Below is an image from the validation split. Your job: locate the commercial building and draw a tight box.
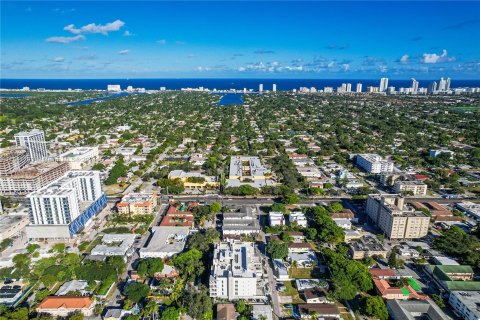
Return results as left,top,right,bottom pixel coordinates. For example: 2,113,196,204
386,299,450,320
268,212,285,226
227,156,274,188
366,194,430,239
356,154,394,174
139,226,189,258
168,170,219,190
209,241,264,300
222,206,260,236
14,129,48,163
57,147,99,170
288,211,308,227
448,291,480,320
0,161,69,196
394,180,428,196
0,282,25,306
349,236,388,259
25,171,106,239
0,147,30,175
91,234,136,257
0,215,29,241
117,192,158,215
36,296,94,317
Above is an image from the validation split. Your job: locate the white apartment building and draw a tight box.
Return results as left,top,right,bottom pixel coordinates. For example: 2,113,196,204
289,211,308,227
57,147,99,170
394,181,428,196
227,156,274,188
209,242,264,300
268,212,285,226
15,129,48,163
356,154,394,174
448,291,480,320
366,194,430,239
25,171,105,239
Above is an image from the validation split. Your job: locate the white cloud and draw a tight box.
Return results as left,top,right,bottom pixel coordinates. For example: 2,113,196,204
238,67,246,72
64,20,125,35
156,39,166,45
342,64,350,71
123,30,134,37
422,49,451,64
118,49,130,55
52,56,65,62
46,35,85,43
378,65,388,72
400,54,409,64
327,61,335,68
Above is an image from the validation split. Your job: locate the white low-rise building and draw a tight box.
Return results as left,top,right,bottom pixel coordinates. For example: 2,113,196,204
227,156,274,188
90,234,136,257
139,226,189,258
57,147,99,170
333,218,352,230
268,212,285,226
289,211,307,227
222,206,260,236
394,181,428,196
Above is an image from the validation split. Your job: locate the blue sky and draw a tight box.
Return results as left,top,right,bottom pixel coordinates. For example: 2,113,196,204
1,1,479,79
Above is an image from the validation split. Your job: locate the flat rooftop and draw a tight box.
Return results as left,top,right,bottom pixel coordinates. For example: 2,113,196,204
27,171,98,197
140,226,189,255
59,147,98,158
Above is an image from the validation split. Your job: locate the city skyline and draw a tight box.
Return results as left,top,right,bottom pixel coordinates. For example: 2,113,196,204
1,1,480,79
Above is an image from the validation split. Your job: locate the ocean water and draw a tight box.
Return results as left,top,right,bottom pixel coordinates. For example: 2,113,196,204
1,78,480,91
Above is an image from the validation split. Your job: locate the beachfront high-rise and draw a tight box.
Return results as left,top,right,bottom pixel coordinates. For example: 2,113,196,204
272,84,277,92
259,84,263,92
379,77,389,92
356,83,363,93
411,78,419,93
15,129,48,163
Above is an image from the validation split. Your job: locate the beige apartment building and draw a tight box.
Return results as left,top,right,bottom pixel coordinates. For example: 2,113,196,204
394,181,428,196
366,194,430,239
117,192,158,215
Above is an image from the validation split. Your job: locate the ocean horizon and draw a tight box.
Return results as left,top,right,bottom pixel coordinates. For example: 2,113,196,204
1,78,480,91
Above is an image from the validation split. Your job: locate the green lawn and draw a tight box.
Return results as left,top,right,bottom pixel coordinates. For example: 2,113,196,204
289,267,318,279
280,281,305,304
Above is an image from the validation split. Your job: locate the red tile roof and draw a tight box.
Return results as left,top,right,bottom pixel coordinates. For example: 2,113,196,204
38,297,93,310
